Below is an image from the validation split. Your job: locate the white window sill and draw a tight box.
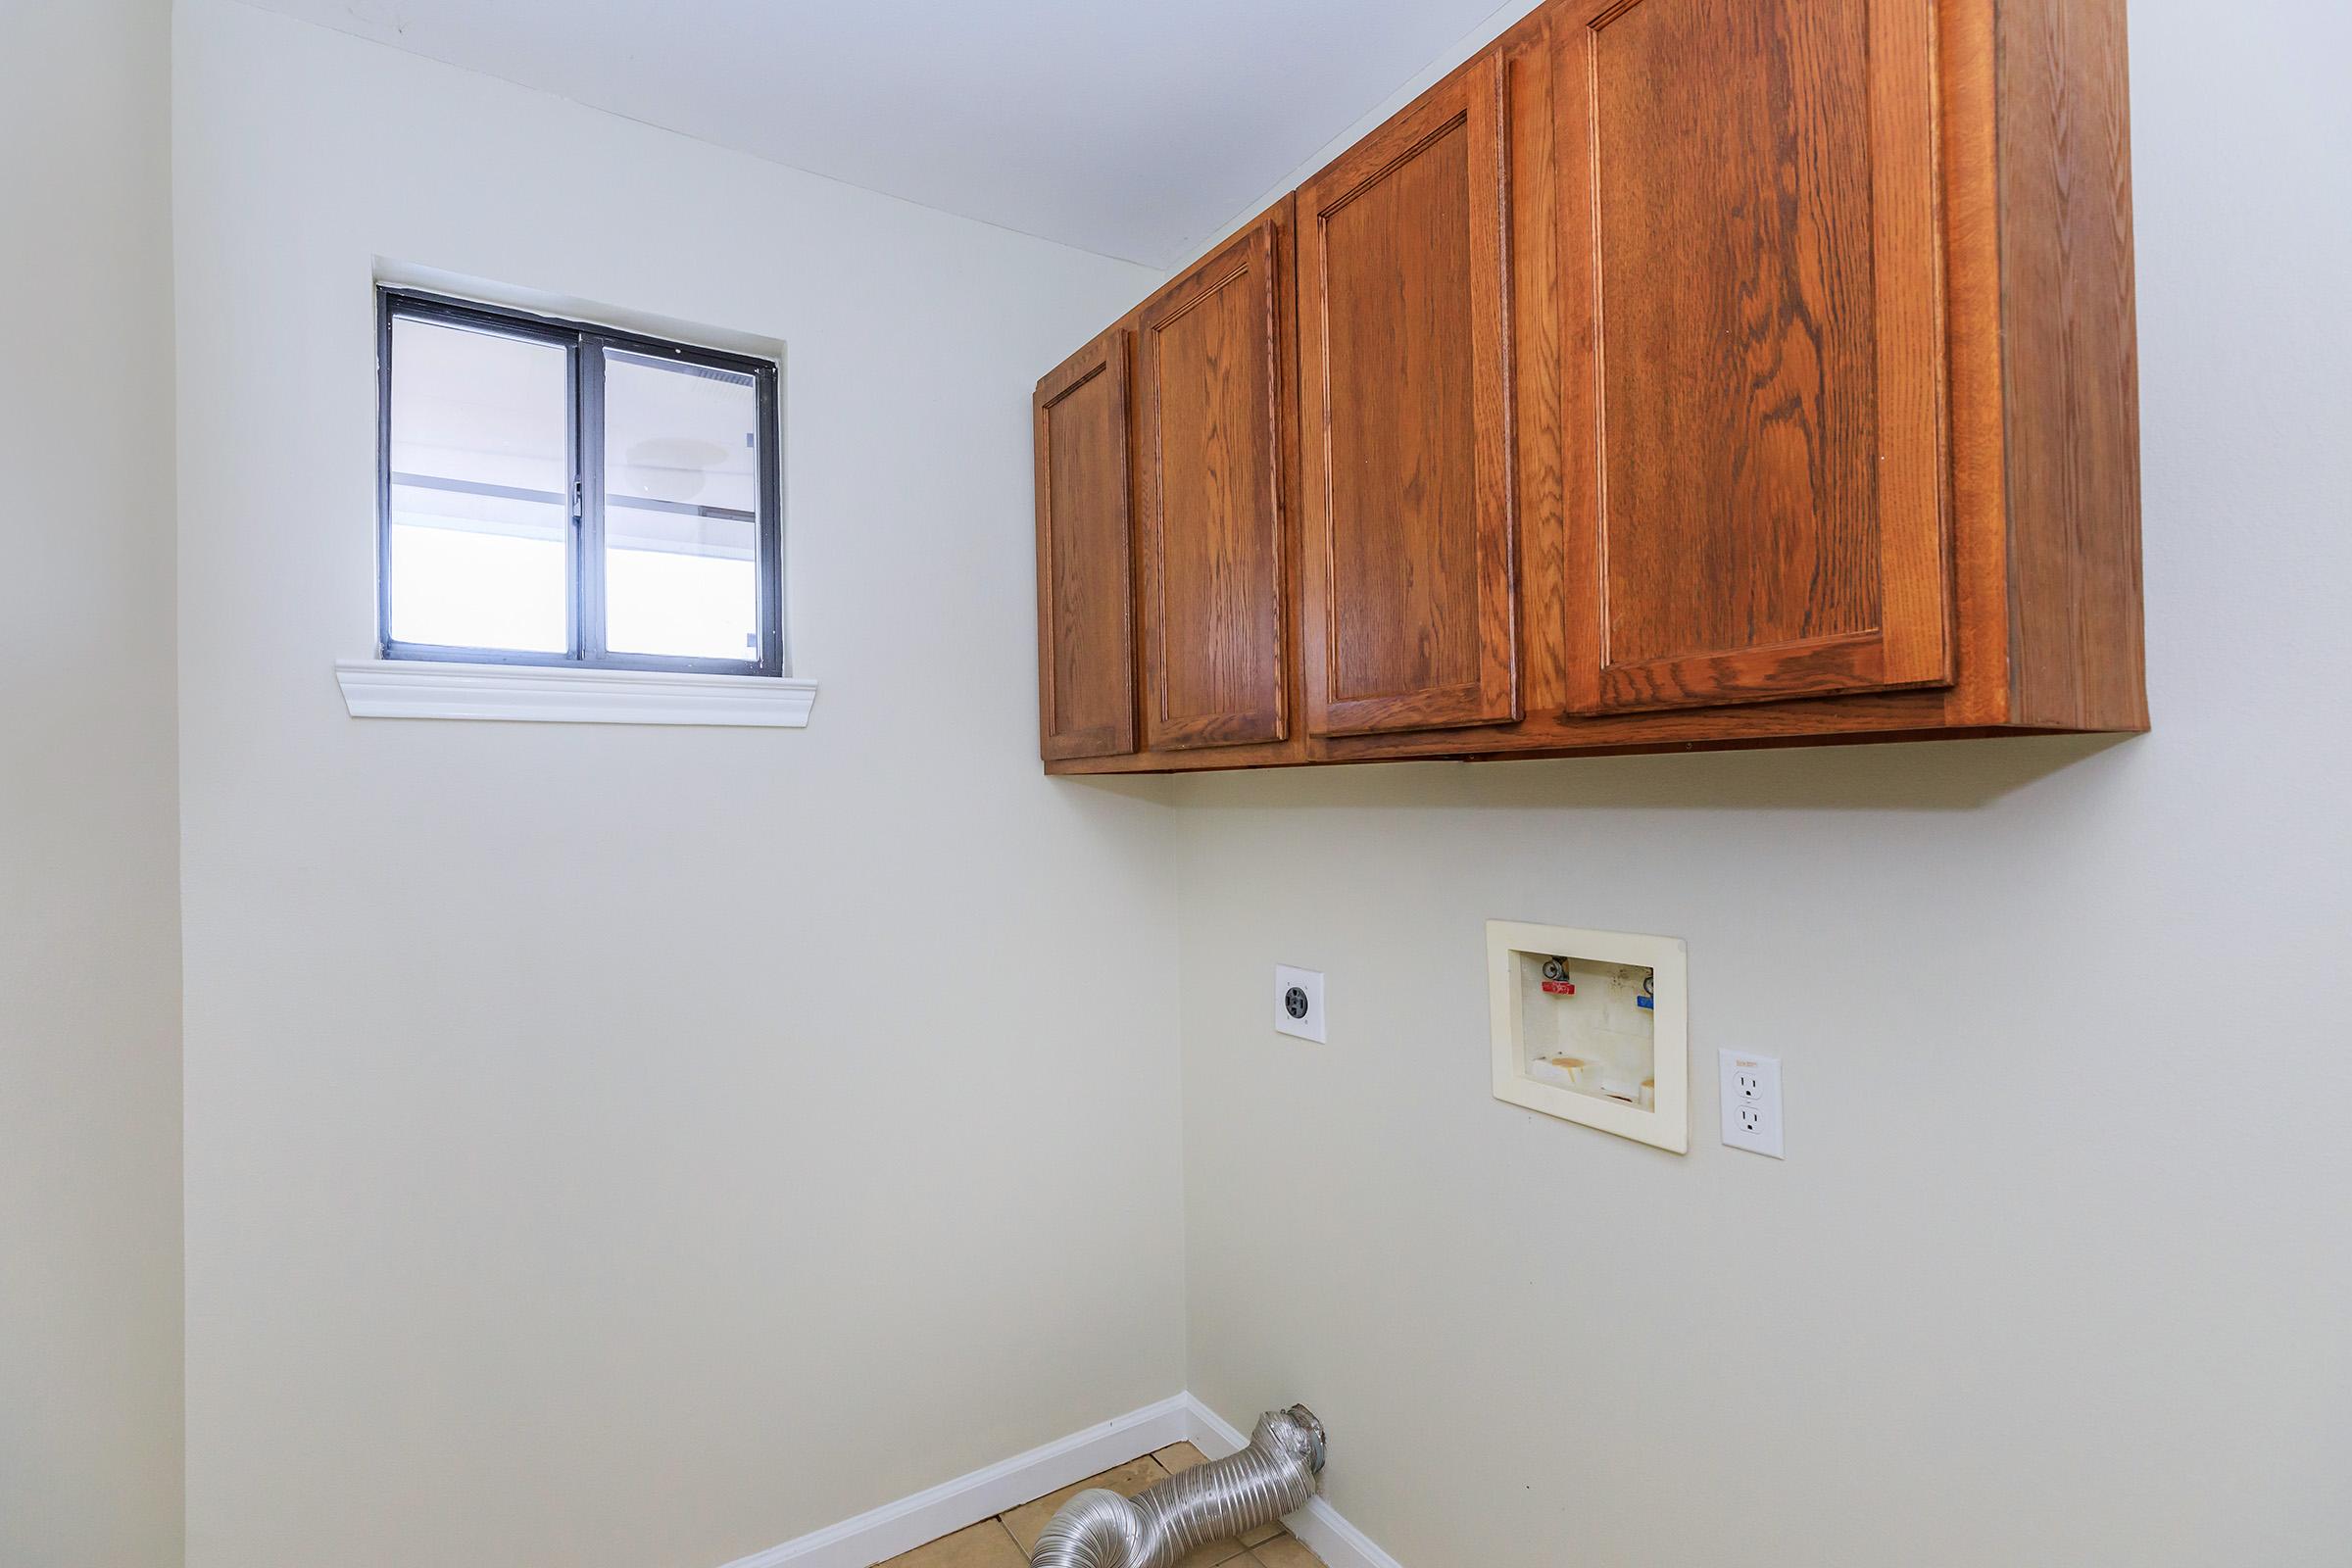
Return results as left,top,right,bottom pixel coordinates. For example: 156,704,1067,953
334,659,817,728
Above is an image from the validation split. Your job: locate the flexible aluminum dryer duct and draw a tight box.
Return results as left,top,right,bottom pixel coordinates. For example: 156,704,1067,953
1028,1405,1326,1568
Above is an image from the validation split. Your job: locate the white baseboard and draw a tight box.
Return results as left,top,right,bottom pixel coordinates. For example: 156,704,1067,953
714,1392,1403,1568
718,1396,1192,1568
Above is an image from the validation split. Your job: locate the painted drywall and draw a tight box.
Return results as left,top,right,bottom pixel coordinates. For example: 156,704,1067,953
0,3,184,1567
1173,1,2352,1564
232,0,1522,268
171,5,1178,1566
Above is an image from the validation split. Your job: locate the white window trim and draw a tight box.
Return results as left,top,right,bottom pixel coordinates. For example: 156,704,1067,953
335,658,816,728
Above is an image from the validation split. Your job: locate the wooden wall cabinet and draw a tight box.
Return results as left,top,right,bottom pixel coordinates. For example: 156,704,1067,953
1034,0,2144,775
1136,213,1294,752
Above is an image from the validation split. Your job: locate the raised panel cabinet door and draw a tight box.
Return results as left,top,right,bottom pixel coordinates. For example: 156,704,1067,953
1137,219,1289,750
1033,328,1138,760
1555,0,1955,712
1297,54,1520,738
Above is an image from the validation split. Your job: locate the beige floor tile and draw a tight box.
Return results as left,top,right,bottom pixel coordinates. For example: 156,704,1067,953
879,1517,1027,1568
1249,1537,1327,1567
1171,1534,1253,1566
1000,1456,1170,1552
1153,1440,1209,1474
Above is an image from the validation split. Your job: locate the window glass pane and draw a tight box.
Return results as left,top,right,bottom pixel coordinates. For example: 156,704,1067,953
602,350,760,662
387,317,569,652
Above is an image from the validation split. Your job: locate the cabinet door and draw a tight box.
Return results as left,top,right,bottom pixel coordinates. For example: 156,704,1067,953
1555,0,1953,712
1297,55,1519,738
1033,328,1137,760
1136,218,1289,750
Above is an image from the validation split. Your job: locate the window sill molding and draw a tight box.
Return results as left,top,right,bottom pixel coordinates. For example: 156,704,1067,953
334,659,817,728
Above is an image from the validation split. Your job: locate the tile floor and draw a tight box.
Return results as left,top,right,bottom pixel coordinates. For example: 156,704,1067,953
879,1443,1327,1568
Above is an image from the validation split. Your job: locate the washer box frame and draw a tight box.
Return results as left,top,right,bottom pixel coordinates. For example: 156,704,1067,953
1486,919,1689,1153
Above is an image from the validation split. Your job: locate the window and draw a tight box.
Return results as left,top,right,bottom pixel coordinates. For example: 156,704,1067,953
377,288,782,675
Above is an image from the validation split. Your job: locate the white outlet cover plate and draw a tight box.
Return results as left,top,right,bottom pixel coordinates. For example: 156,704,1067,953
1719,1049,1785,1158
1274,965,1326,1043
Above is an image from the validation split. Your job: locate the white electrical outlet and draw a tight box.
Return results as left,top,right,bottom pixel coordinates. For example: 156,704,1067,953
1719,1050,1784,1158
1274,965,1326,1044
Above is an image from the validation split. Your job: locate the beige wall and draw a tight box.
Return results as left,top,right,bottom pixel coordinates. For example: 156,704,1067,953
0,2,185,1565
1174,1,2352,1563
171,5,1179,1566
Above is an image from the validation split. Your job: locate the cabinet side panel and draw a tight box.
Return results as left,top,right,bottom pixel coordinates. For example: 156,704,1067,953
1998,0,2148,730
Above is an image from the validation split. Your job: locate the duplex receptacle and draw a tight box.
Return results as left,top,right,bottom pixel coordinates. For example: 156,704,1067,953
1719,1050,1784,1159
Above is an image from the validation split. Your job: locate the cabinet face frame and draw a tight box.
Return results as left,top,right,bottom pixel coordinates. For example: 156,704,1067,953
1136,219,1291,750
1033,328,1138,760
1296,53,1521,738
1552,0,1957,714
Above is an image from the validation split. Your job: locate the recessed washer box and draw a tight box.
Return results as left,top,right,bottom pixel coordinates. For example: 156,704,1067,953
1487,920,1688,1153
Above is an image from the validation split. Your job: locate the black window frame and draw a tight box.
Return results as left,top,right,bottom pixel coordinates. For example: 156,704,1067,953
376,287,785,677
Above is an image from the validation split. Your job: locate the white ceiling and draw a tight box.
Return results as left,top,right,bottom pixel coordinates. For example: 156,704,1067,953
242,0,1513,267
